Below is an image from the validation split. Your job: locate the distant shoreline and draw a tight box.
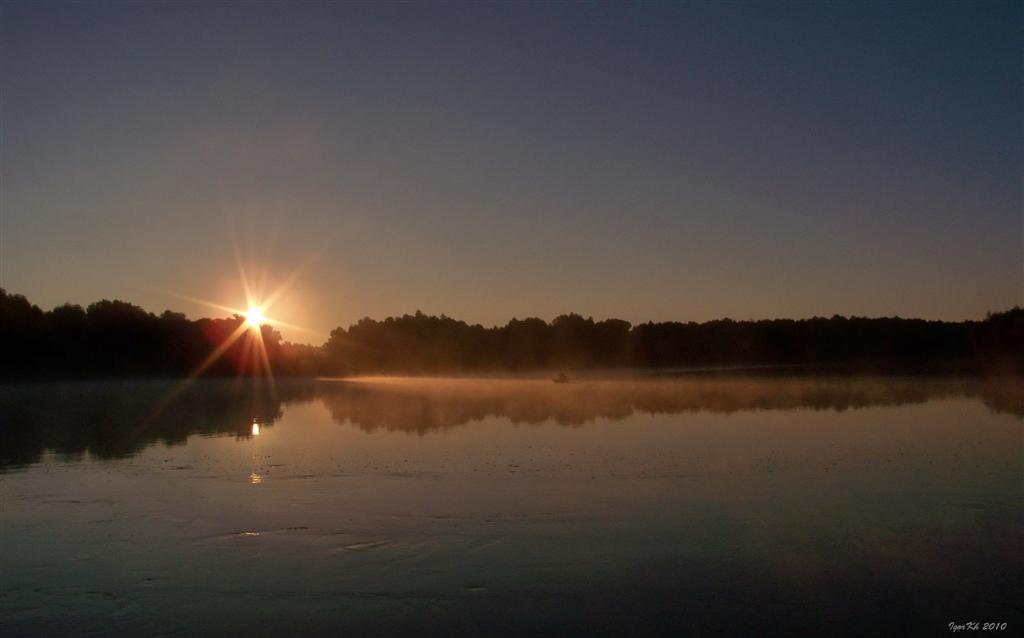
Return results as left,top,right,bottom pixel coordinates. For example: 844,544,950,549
2,289,1021,381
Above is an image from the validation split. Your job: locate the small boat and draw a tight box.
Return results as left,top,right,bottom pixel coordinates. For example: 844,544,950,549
552,372,570,384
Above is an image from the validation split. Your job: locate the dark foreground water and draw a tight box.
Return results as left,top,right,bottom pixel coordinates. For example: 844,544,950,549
1,376,1021,636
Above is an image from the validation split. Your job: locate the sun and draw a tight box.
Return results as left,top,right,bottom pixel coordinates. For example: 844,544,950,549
244,306,265,328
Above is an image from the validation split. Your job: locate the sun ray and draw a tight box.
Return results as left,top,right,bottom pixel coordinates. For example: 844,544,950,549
182,321,248,380
236,331,255,380
260,249,322,311
227,219,257,309
144,321,250,423
143,240,328,424
146,286,244,317
259,316,326,340
252,325,278,401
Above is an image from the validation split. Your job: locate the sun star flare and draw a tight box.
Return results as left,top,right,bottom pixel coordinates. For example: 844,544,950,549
245,306,265,328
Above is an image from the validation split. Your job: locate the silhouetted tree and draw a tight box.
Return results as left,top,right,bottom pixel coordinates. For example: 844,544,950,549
1,288,1021,380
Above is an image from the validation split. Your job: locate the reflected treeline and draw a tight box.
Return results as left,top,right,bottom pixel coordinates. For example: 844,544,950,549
0,379,320,469
1,377,1020,470
2,289,1022,379
321,377,1024,433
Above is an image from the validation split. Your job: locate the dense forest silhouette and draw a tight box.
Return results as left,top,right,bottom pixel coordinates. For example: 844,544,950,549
1,288,1021,380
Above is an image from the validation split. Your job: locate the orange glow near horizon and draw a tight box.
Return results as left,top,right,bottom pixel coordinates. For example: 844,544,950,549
143,254,322,422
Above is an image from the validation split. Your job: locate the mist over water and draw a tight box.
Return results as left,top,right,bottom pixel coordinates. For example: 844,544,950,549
2,376,1021,635
4,1,1022,634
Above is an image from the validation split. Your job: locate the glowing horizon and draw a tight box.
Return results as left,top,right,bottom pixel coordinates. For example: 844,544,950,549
2,3,1020,339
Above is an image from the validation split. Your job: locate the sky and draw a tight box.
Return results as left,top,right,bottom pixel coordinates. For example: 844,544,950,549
1,1,1021,342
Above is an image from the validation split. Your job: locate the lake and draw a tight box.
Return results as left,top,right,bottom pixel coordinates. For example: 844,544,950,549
1,376,1021,636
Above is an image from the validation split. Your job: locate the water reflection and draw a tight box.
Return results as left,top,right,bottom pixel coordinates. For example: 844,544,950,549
325,376,1024,432
2,375,1021,636
0,375,1020,471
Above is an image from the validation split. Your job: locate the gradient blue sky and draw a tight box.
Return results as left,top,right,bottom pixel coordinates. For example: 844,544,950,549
2,1,1021,341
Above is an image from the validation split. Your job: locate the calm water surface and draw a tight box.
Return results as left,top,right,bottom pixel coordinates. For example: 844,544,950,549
1,376,1021,636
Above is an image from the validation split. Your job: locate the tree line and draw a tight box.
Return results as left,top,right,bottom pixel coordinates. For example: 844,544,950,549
1,288,1021,380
